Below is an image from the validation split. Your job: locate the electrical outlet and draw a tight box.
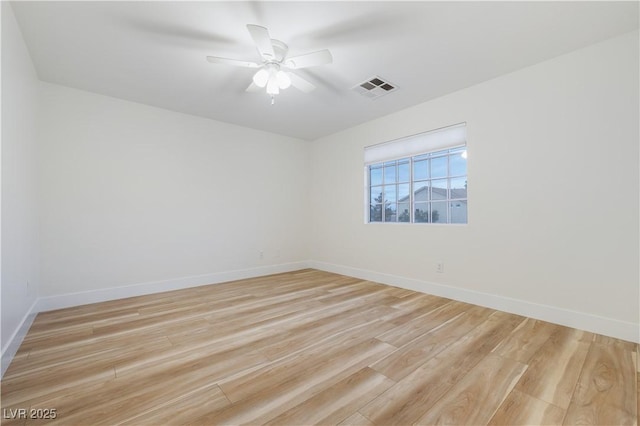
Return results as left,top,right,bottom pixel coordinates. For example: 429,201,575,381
259,251,264,259
436,262,444,273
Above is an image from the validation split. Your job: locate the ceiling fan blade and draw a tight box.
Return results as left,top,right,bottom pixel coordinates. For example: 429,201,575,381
206,56,259,68
289,73,316,93
246,24,275,60
246,82,262,93
285,49,332,69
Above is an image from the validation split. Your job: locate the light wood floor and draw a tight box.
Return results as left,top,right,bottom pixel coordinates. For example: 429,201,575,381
1,269,638,425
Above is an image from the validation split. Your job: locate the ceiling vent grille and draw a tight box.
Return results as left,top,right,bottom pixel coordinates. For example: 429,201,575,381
352,76,398,99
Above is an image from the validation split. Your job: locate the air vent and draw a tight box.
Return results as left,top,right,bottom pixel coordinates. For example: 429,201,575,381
352,75,398,99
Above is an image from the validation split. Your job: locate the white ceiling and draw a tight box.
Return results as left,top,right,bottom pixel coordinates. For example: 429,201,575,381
10,1,639,141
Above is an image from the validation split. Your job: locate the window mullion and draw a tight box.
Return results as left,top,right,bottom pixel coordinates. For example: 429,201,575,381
410,158,414,223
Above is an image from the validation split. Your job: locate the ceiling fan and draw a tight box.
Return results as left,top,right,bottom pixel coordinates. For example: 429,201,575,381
206,24,333,104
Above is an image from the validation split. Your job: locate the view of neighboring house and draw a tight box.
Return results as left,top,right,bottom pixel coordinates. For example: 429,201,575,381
372,184,467,223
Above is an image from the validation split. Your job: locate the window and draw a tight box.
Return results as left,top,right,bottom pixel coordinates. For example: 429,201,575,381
365,124,467,224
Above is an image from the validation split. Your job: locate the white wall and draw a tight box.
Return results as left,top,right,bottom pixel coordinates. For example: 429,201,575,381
37,82,310,299
310,31,639,341
1,2,40,367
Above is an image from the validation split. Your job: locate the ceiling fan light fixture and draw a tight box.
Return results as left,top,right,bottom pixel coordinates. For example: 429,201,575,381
266,65,280,95
252,68,269,88
266,77,280,95
276,71,291,89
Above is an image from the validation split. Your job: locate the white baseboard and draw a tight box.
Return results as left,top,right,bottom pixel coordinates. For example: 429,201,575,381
308,260,640,344
36,261,310,313
1,299,38,377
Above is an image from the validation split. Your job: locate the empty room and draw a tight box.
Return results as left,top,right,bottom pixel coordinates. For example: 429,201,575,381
1,1,638,425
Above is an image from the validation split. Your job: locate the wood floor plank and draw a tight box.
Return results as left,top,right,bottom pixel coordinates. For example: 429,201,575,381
218,335,394,404
258,304,397,361
17,327,94,353
27,306,141,333
4,334,173,381
315,287,389,307
491,318,559,363
413,353,527,425
376,300,469,347
32,349,267,425
383,286,416,298
488,389,565,425
514,326,592,409
264,367,394,425
1,364,116,408
370,311,468,381
360,311,523,425
118,384,231,425
594,334,636,351
563,341,637,425
1,270,636,426
339,412,375,426
388,292,450,310
195,339,396,424
113,329,271,378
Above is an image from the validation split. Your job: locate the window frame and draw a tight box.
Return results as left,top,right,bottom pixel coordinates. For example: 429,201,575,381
365,145,468,225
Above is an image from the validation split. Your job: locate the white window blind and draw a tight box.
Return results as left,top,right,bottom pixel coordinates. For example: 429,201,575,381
364,123,466,165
